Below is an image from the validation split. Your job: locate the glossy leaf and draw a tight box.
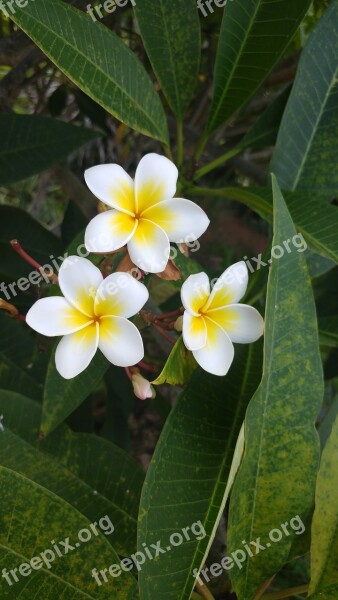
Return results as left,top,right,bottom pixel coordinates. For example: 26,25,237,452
309,584,338,600
0,114,98,185
271,2,338,200
309,415,338,595
0,390,144,556
134,0,200,117
10,0,168,143
41,344,110,436
0,353,42,399
239,85,291,151
0,466,136,598
197,186,338,264
227,177,323,600
318,316,338,348
0,312,35,370
138,342,263,600
207,0,310,133
0,205,63,283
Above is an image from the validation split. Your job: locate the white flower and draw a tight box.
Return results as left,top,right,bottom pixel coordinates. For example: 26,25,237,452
181,261,264,376
84,153,210,273
131,373,156,400
26,256,148,379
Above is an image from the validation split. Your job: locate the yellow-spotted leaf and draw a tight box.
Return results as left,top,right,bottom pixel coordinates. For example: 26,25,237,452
0,466,137,598
309,414,338,596
227,177,324,599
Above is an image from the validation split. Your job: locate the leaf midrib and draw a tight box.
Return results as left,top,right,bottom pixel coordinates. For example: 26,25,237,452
292,64,338,190
208,0,264,131
11,2,163,137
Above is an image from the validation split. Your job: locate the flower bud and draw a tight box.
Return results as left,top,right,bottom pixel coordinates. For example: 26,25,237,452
174,315,183,332
131,373,156,400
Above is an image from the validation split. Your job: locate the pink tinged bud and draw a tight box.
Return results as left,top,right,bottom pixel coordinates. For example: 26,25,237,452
132,373,156,400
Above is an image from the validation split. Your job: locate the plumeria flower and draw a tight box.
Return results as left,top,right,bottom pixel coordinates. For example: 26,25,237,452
84,153,210,273
181,261,264,376
26,256,148,379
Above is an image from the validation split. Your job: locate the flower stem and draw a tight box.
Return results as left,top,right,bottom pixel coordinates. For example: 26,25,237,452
138,360,157,373
163,144,174,162
177,119,184,167
186,185,273,222
153,323,176,345
11,240,58,284
195,581,215,600
124,366,133,381
154,307,183,321
261,584,308,600
195,147,241,179
194,131,209,161
0,299,25,321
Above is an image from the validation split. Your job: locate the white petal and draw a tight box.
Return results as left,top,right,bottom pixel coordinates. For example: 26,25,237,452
95,272,149,318
55,323,99,379
193,318,234,376
208,304,264,343
182,312,207,351
98,316,144,367
141,198,210,243
84,164,135,215
204,261,248,311
135,153,178,214
181,272,210,316
127,219,170,273
59,256,103,317
26,297,92,336
85,210,137,254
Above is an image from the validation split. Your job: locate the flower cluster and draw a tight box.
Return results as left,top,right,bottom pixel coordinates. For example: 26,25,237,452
26,153,264,382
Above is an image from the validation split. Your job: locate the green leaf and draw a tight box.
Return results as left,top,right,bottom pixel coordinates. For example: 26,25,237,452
152,336,198,386
271,2,338,200
0,390,144,556
309,415,338,595
41,344,110,436
318,316,338,348
0,114,98,185
134,0,200,117
207,0,310,133
10,0,168,143
138,342,263,600
195,186,338,264
239,85,291,151
0,353,42,399
0,205,63,284
0,312,35,368
227,177,323,600
0,466,136,598
309,584,338,600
